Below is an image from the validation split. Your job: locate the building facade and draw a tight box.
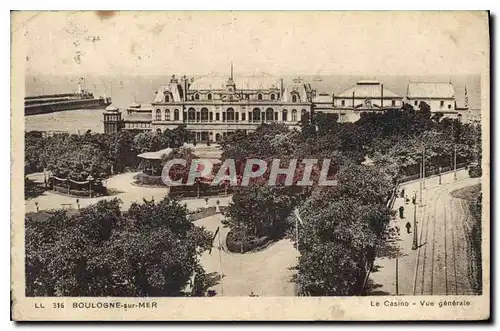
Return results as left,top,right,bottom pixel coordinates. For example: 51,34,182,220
405,82,459,118
150,71,314,142
105,75,475,136
313,80,404,122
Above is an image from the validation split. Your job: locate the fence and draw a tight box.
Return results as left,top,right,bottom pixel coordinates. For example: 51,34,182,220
51,176,104,197
398,162,468,185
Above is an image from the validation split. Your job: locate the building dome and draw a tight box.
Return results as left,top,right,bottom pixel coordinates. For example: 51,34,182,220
105,105,119,111
129,102,141,108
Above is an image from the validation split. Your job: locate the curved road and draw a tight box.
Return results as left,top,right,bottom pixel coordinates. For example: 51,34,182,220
370,170,480,296
411,180,477,295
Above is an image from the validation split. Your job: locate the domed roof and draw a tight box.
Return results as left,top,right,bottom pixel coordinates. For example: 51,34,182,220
105,105,119,111
129,102,141,108
189,73,280,91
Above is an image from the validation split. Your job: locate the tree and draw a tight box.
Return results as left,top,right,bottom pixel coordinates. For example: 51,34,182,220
295,198,389,295
223,184,297,239
25,197,213,296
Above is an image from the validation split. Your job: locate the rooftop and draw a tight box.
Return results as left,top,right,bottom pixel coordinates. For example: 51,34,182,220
337,81,401,99
407,82,455,99
124,112,151,122
189,73,280,91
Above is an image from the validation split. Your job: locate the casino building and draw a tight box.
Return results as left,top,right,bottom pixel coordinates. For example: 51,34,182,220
148,66,315,142
103,69,474,137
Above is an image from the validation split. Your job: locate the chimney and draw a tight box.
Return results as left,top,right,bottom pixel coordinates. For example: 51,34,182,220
332,93,335,107
381,83,384,108
280,78,284,98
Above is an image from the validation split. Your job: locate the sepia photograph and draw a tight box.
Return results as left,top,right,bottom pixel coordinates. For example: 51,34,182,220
10,10,490,321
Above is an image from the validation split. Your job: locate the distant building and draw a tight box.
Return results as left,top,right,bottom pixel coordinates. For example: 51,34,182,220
103,106,122,134
122,103,152,132
405,82,466,120
313,80,403,122
150,67,314,142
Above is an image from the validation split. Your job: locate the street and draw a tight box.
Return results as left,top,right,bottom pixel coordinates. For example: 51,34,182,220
369,169,480,296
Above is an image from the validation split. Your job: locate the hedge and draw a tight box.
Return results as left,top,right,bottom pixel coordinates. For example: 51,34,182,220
133,173,164,186
187,207,218,221
225,229,271,253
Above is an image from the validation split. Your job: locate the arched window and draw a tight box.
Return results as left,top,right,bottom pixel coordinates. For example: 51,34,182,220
201,108,209,122
194,93,200,100
156,128,162,134
252,108,261,122
292,94,298,103
165,109,170,121
207,93,212,100
188,108,196,122
265,108,274,121
270,93,275,100
165,94,170,102
155,109,161,121
282,109,288,122
291,109,297,122
174,109,179,121
226,108,235,121
257,93,263,101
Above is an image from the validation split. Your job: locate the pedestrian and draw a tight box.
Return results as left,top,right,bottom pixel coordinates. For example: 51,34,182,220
400,188,405,198
412,195,416,205
405,195,409,204
405,221,412,234
399,206,404,219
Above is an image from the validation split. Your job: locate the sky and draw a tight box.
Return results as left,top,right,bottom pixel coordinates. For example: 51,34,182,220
13,11,489,77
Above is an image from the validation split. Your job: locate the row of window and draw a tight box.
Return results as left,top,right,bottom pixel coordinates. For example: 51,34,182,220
189,92,282,101
338,99,397,107
413,100,452,109
155,109,180,121
126,122,150,129
154,108,307,122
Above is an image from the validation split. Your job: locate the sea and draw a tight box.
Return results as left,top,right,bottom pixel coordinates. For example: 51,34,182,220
24,74,482,134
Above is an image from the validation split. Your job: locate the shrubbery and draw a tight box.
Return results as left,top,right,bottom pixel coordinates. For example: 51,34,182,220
25,197,213,297
133,172,164,186
225,229,271,253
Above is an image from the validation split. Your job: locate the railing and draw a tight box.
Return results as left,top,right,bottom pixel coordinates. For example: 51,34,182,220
398,162,468,184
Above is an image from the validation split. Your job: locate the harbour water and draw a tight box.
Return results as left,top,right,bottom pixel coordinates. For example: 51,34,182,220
25,108,105,134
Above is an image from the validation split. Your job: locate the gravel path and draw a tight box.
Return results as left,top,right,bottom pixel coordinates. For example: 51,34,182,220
195,214,298,297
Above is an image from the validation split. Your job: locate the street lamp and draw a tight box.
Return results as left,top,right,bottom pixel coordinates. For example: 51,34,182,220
87,175,94,198
412,192,418,250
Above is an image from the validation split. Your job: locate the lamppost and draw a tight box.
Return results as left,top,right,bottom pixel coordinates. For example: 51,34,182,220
87,175,94,198
306,88,317,130
412,192,418,250
438,167,442,185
